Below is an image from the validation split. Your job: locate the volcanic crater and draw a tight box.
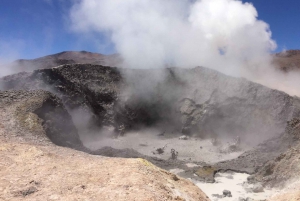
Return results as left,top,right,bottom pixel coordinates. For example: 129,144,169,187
2,52,300,200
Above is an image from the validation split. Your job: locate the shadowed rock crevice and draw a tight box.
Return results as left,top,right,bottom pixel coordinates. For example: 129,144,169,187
33,96,82,149
0,90,82,150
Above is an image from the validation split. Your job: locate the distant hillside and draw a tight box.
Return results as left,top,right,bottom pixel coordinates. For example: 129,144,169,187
10,51,122,72
273,50,300,72
7,49,300,74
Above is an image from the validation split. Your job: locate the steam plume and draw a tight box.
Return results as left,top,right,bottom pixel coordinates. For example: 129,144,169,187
70,0,276,77
1,1,297,98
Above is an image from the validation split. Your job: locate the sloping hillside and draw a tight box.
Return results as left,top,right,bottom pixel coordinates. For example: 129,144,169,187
9,51,121,72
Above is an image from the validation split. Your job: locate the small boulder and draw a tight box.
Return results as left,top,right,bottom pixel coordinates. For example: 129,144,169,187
223,190,232,197
179,135,189,140
252,183,264,193
212,194,224,198
238,198,255,201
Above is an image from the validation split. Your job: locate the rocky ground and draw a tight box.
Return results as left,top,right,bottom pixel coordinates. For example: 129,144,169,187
0,141,210,201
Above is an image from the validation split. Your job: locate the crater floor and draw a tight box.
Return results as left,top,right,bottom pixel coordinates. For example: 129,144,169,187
83,130,250,164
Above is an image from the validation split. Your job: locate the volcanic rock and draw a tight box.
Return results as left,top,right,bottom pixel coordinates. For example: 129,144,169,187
223,189,232,197
179,135,189,140
252,183,264,193
1,64,122,131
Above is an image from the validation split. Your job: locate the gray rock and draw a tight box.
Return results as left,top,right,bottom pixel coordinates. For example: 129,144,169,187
223,190,232,197
212,194,224,198
179,135,189,140
238,198,256,201
252,183,264,193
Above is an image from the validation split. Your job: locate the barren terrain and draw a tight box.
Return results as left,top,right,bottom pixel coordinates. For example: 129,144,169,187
1,51,300,200
0,141,210,201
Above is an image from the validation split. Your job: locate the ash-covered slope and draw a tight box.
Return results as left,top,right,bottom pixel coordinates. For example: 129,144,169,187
172,67,300,142
1,64,300,145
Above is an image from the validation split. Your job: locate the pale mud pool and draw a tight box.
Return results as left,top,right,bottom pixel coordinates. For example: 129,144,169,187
83,130,251,164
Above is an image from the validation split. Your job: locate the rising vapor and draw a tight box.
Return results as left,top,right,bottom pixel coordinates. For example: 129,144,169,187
69,0,300,97
70,0,276,77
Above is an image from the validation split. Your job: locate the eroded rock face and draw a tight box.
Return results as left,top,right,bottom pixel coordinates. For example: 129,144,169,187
0,90,82,149
1,64,300,145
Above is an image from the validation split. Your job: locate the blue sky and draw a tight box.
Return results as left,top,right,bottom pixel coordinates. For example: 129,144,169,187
0,0,299,60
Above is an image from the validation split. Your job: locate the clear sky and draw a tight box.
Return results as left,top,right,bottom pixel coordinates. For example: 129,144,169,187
0,0,299,60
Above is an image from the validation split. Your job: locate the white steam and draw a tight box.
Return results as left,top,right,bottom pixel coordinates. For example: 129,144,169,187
69,0,300,97
0,39,25,77
70,0,276,77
